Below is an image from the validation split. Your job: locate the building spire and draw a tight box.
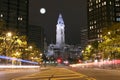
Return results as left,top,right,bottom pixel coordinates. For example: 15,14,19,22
57,14,64,25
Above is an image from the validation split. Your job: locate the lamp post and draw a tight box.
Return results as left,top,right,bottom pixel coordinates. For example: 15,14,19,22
4,32,12,56
3,32,12,64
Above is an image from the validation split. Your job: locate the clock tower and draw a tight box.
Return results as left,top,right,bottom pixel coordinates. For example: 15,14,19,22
56,14,65,48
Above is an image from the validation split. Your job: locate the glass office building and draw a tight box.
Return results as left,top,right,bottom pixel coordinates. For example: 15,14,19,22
0,0,29,35
88,0,120,42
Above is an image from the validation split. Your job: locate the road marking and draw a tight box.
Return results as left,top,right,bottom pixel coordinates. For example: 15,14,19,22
85,77,96,80
13,67,96,80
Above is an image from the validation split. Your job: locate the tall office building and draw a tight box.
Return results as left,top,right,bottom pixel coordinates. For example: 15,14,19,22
28,25,44,52
88,0,120,42
79,0,88,49
0,0,29,35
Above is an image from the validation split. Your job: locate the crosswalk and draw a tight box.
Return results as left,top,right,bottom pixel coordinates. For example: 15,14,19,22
13,67,96,80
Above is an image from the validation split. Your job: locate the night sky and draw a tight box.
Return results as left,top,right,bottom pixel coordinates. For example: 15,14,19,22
29,0,87,45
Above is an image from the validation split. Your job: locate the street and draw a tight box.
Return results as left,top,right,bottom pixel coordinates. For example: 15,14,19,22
70,67,120,80
0,68,39,80
0,66,120,80
12,67,95,80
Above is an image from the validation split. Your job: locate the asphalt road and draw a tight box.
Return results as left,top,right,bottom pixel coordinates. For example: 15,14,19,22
0,68,40,80
70,67,120,80
12,67,96,80
1,67,120,80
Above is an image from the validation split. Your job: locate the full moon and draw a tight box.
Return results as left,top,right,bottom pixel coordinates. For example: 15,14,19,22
40,8,46,14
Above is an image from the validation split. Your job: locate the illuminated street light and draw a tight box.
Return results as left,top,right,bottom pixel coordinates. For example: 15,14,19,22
82,50,84,53
88,45,91,48
31,57,33,60
108,32,111,35
15,52,20,56
6,32,12,37
40,53,42,56
29,46,33,49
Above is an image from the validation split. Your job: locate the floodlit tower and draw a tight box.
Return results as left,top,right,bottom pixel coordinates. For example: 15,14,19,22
56,14,65,47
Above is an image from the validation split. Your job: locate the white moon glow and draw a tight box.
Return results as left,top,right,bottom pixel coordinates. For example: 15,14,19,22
40,8,46,14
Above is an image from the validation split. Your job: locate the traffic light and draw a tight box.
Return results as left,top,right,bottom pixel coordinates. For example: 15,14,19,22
78,59,82,63
57,58,62,63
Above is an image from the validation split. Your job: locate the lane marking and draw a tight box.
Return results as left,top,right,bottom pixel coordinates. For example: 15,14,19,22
13,67,96,80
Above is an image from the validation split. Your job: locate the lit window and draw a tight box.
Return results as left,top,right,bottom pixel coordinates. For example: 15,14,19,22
98,41,100,43
90,26,92,30
99,4,101,7
99,40,103,43
89,8,92,12
0,14,3,17
91,3,93,6
91,26,93,29
102,3,104,6
110,1,111,5
96,0,98,4
18,17,23,21
95,25,96,28
100,35,102,38
99,0,101,3
97,30,100,33
115,4,120,6
90,22,91,25
90,21,92,25
98,34,100,38
96,5,98,8
104,1,106,5
94,20,96,24
116,18,120,21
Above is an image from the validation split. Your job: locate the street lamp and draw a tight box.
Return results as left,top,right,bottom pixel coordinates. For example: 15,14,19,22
40,53,42,57
2,32,12,64
4,32,12,56
88,45,92,48
82,50,84,53
108,31,111,35
29,46,33,49
6,32,12,37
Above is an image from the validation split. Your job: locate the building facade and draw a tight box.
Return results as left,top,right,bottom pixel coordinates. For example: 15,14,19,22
88,0,120,42
0,0,29,35
28,25,44,52
56,14,65,48
46,14,82,60
79,0,88,49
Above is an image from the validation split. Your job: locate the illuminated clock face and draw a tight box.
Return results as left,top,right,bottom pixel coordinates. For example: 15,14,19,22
40,8,46,14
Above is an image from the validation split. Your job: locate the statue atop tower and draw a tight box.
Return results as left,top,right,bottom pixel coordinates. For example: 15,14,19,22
56,14,65,48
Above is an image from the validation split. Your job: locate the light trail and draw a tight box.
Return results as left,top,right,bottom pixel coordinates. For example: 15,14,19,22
69,59,120,68
0,56,38,64
0,65,40,68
